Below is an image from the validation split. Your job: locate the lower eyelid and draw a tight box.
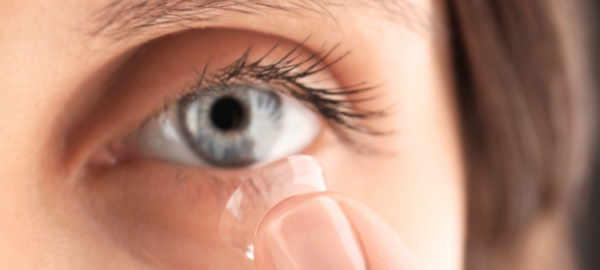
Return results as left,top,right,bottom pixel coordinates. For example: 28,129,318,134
84,160,244,217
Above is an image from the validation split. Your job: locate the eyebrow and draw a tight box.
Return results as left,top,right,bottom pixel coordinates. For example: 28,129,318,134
92,0,433,40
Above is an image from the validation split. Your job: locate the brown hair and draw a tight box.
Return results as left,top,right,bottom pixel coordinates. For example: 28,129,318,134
448,0,594,269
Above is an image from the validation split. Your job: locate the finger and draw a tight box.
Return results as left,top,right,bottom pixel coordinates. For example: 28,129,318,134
253,192,421,270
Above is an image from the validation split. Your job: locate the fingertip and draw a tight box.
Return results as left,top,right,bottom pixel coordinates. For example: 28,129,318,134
254,193,421,270
333,195,421,270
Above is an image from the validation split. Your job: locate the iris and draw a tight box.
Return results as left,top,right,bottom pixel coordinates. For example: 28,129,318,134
179,85,283,167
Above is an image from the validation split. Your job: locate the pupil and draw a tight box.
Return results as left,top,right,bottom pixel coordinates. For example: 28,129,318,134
210,97,245,131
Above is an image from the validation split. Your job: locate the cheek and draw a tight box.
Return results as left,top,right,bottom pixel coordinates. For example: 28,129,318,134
77,162,253,269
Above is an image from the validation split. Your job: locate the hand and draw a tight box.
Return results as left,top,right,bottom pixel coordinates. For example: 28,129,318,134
253,192,422,270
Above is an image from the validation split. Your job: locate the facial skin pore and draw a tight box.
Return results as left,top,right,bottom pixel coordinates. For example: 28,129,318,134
0,0,464,269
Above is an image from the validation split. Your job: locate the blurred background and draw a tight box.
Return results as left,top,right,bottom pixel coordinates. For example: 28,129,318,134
574,0,600,268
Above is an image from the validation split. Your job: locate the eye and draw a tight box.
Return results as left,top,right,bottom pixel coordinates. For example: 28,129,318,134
89,30,384,171
131,84,321,168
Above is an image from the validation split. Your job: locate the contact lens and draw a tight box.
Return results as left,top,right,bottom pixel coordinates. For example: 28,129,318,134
219,155,327,259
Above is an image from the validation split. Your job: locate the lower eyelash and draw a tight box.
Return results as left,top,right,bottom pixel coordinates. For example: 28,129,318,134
177,41,392,147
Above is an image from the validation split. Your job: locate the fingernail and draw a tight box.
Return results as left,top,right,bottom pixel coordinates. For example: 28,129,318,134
262,196,366,270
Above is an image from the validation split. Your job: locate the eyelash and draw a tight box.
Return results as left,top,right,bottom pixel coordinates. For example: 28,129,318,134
148,41,389,146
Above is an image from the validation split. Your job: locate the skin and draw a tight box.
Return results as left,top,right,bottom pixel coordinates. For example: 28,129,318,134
0,0,464,269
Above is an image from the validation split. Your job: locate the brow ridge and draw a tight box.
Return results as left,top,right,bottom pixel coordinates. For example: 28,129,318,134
92,0,434,40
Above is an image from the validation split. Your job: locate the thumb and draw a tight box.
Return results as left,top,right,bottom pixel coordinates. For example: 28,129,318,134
253,192,421,270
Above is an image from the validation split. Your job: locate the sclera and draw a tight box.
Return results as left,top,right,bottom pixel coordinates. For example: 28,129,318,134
219,155,327,260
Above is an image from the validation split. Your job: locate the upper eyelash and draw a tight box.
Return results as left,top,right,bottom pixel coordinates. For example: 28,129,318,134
175,41,391,143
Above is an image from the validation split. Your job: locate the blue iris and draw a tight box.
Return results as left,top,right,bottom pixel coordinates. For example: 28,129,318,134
178,85,283,167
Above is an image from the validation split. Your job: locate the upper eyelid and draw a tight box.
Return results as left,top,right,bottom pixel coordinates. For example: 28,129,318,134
161,42,389,137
